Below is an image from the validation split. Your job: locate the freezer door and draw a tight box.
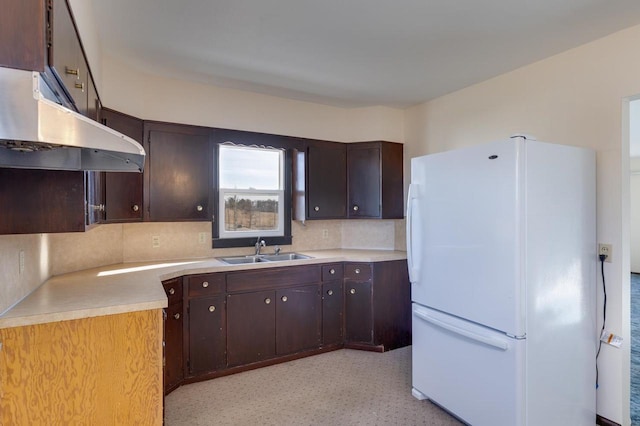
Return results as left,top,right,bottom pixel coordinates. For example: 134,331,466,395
408,140,525,336
412,304,525,426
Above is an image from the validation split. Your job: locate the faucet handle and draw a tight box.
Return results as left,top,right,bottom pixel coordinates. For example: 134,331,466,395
274,245,281,255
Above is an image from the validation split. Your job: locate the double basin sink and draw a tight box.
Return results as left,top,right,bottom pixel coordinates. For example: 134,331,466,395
218,253,312,265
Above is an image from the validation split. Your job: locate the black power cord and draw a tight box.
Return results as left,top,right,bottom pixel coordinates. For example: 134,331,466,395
596,254,607,389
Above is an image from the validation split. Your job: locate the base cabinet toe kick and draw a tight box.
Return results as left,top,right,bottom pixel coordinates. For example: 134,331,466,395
161,259,411,394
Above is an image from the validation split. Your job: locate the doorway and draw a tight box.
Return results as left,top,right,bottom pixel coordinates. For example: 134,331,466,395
628,98,640,425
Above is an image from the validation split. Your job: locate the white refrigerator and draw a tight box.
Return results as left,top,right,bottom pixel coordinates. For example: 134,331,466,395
406,136,596,425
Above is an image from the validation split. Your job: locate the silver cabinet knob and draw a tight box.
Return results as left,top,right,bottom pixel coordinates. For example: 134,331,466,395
265,298,271,305
355,268,360,274
173,313,180,320
350,288,356,294
329,268,335,275
353,205,359,211
202,281,209,288
327,290,333,296
314,206,320,212
197,205,204,212
281,296,288,302
132,204,140,212
208,305,216,312
168,288,175,295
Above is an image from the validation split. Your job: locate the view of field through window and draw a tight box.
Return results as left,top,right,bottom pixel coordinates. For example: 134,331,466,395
223,194,279,232
219,144,284,236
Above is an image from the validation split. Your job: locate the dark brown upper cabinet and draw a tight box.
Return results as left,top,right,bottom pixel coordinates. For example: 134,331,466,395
100,108,144,222
0,168,86,234
143,122,213,222
295,140,404,221
305,141,347,219
347,141,404,219
0,0,47,71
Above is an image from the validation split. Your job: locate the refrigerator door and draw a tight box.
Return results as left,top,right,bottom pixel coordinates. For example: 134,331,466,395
412,304,525,426
408,140,525,336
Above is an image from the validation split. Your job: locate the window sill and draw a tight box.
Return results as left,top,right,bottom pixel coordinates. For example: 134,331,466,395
212,235,292,249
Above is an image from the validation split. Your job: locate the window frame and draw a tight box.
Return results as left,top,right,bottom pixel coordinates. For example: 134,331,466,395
212,131,293,248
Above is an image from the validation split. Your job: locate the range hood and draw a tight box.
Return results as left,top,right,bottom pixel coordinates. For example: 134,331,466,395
0,67,145,172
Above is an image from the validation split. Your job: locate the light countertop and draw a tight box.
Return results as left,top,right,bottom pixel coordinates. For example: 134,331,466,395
0,249,407,329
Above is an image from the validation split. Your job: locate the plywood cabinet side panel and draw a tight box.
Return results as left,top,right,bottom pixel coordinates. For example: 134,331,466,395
0,310,163,425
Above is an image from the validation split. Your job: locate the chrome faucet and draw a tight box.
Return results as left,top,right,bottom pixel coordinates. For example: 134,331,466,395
274,245,281,255
255,237,266,255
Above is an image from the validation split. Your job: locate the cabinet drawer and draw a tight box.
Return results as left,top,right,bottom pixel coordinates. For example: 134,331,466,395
162,278,183,304
322,263,343,281
344,263,372,281
227,265,321,293
187,273,225,297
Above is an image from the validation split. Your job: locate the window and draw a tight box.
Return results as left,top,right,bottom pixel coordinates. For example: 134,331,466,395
217,144,286,240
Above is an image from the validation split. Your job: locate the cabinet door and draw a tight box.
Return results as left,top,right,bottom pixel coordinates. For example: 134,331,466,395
188,296,226,375
322,281,343,346
165,302,184,393
307,142,346,219
347,144,381,218
276,284,321,355
51,0,87,112
145,124,212,221
344,280,373,343
101,108,144,222
227,290,275,367
0,169,85,234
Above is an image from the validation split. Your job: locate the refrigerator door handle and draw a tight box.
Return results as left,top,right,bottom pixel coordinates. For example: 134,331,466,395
406,183,419,282
413,307,509,351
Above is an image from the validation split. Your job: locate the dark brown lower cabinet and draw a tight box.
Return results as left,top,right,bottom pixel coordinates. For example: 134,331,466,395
344,280,373,343
344,261,411,351
164,302,183,393
276,284,321,355
188,296,226,375
166,260,410,395
322,281,344,346
227,290,276,367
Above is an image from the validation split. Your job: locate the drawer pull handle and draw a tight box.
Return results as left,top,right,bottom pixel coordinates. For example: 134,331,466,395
132,204,139,212
314,206,320,212
173,313,180,320
202,281,209,288
265,298,271,305
353,205,359,211
209,305,216,312
281,296,288,302
329,268,335,274
350,288,356,295
355,268,360,274
168,288,175,295
65,66,79,76
197,205,204,212
327,290,333,296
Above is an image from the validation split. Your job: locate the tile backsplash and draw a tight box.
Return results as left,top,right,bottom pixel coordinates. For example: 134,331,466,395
1,218,406,313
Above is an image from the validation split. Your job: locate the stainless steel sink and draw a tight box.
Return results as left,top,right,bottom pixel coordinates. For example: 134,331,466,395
218,253,312,264
260,253,312,261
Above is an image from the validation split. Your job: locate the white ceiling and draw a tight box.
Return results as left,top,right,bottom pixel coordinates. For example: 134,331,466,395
90,0,640,108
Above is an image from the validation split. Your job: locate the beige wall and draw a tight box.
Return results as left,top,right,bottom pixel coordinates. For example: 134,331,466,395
404,23,640,425
101,54,404,144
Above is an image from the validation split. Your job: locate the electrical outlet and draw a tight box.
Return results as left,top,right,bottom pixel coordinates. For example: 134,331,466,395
322,229,329,239
598,243,612,263
152,236,160,248
198,232,207,244
19,250,25,275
